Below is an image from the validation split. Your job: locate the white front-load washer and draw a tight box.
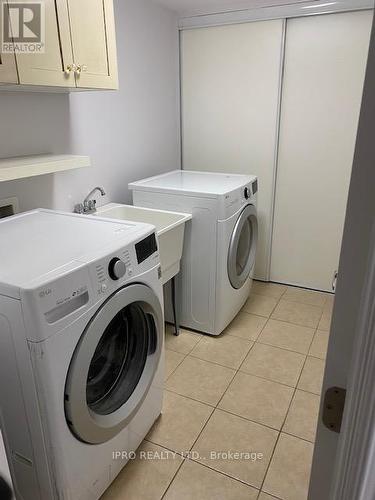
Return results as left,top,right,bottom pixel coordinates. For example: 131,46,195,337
0,210,164,500
129,170,258,336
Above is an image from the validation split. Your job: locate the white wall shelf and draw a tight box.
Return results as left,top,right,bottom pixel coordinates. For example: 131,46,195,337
0,154,91,182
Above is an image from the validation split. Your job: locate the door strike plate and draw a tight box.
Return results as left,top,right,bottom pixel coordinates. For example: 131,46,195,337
322,386,346,433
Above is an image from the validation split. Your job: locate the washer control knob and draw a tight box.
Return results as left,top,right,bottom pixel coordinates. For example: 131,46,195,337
244,187,250,200
108,258,126,280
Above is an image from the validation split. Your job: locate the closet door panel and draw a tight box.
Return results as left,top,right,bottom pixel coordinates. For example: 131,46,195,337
181,20,284,280
270,11,372,291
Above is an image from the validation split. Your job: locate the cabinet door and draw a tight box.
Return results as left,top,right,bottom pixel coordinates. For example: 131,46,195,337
68,0,118,89
14,0,75,87
0,2,18,83
0,50,18,84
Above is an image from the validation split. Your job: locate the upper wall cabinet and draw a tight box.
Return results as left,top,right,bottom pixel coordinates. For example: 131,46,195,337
1,0,118,90
67,0,118,89
13,0,75,88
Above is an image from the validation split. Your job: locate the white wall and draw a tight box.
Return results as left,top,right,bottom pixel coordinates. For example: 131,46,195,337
0,0,180,212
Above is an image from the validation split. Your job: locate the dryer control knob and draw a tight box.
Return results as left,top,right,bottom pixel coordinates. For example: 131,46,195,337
244,187,250,200
108,258,126,280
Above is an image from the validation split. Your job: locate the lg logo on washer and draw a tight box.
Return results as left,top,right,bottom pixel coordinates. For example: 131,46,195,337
39,288,52,299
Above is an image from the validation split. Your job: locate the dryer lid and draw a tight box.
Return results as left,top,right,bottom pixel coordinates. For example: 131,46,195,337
0,210,154,296
129,170,257,198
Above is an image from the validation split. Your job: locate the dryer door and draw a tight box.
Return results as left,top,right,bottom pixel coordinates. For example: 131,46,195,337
228,204,258,289
64,284,163,444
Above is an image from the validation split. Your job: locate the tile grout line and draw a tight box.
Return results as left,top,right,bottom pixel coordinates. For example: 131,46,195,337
254,338,315,357
212,406,285,434
243,310,324,331
187,455,261,491
158,385,319,438
281,428,316,445
162,285,327,497
258,304,322,494
281,328,319,428
237,360,307,390
260,339,318,492
258,430,282,495
160,376,241,497
257,490,284,500
168,294,285,493
160,300,268,496
148,434,264,494
166,341,323,399
237,291,313,385
255,283,298,493
164,326,205,381
159,454,186,500
164,349,189,382
247,295,327,314
166,294,323,411
248,285,326,492
258,362,307,494
157,329,199,499
188,341,255,371
162,387,216,409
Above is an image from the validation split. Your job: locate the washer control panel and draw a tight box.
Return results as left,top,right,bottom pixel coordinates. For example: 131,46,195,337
223,179,258,218
90,232,159,298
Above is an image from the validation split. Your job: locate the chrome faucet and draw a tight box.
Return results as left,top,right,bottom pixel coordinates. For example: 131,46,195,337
74,187,106,214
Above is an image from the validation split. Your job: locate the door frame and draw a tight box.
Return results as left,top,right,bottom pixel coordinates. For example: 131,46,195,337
309,12,375,499
178,0,373,29
330,228,375,499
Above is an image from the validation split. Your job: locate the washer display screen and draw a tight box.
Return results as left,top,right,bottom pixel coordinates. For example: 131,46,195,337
135,233,157,264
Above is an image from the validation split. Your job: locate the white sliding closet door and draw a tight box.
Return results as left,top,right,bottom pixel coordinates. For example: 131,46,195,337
181,20,284,280
270,11,372,291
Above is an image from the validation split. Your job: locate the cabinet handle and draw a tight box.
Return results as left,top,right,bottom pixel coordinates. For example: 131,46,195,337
75,64,88,74
65,63,77,74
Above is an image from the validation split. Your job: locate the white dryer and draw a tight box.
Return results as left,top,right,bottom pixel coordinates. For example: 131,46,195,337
0,210,164,500
129,170,258,336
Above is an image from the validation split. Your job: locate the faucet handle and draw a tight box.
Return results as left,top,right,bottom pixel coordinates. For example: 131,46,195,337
74,203,84,214
88,199,96,211
81,199,97,214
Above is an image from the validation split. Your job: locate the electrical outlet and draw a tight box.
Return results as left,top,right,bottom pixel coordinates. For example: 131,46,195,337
0,197,19,219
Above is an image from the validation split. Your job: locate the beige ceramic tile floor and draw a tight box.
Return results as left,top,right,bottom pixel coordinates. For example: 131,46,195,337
103,282,333,500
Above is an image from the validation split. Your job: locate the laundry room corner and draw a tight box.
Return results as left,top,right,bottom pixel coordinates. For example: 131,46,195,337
0,0,181,213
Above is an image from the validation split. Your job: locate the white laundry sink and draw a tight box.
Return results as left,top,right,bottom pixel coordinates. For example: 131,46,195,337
95,203,191,284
